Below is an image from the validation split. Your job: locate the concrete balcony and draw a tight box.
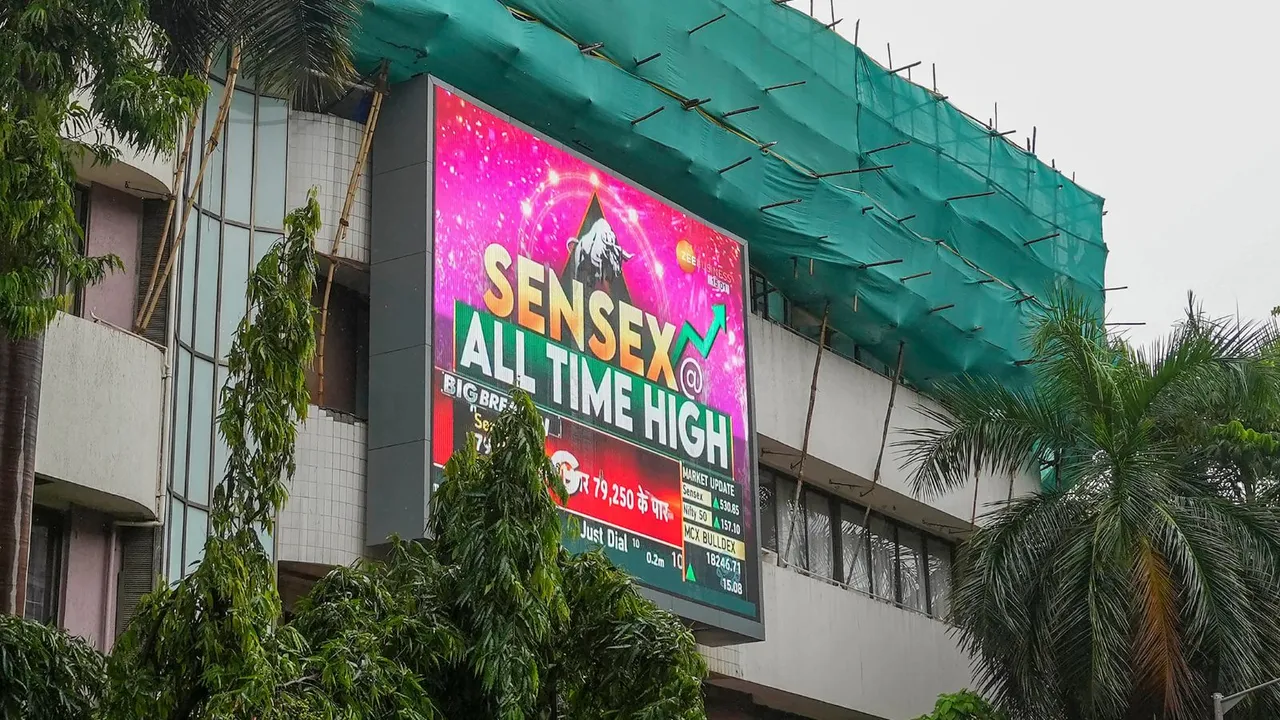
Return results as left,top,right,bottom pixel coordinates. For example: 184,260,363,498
748,315,1037,529
66,90,175,198
35,313,166,519
704,560,974,720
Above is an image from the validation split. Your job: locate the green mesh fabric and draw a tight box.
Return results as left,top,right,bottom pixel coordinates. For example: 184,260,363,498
352,0,1107,386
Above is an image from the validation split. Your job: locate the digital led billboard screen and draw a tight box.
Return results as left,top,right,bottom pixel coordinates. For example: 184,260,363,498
429,83,761,626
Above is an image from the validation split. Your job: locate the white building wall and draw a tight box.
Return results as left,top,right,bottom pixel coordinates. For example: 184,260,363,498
278,407,368,567
748,314,1038,525
286,112,371,264
705,560,975,720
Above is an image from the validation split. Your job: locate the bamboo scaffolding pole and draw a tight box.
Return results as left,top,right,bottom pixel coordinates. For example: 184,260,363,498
316,64,388,405
135,56,213,332
780,302,829,565
858,342,905,537
137,46,242,333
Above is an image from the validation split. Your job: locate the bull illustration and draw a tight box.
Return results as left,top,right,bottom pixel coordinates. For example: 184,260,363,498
564,217,633,303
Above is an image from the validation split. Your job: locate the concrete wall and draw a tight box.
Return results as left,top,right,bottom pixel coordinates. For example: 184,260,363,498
278,408,369,566
81,183,142,329
36,314,164,519
287,112,371,264
749,315,1037,527
68,90,174,197
705,560,974,720
59,507,118,651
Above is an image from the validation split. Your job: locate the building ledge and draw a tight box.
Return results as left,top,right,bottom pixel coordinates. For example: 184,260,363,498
35,313,165,519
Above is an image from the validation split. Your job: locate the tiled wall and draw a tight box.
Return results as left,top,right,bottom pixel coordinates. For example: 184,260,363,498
286,112,371,264
278,406,368,567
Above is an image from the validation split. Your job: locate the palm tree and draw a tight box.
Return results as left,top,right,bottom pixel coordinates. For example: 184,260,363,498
135,0,365,333
899,293,1280,720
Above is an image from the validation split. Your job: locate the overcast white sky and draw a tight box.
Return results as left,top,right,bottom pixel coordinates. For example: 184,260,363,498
825,0,1279,342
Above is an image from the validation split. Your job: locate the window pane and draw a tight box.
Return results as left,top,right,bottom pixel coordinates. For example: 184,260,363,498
253,231,281,274
255,98,288,229
167,498,185,583
179,211,198,347
767,287,786,323
758,472,776,552
775,476,805,568
804,490,833,579
899,527,926,612
184,507,208,574
187,358,215,505
211,48,229,81
869,515,896,601
201,80,225,213
257,524,273,561
213,365,231,487
750,273,764,316
235,67,255,91
224,90,254,223
171,349,191,493
928,540,954,619
218,224,250,356
840,502,871,592
194,214,220,355
24,515,58,623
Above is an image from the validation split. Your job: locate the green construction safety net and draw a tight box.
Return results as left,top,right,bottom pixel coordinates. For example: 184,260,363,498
351,0,1107,387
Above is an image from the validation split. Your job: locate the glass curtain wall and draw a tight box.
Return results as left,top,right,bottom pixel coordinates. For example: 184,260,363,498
166,58,288,581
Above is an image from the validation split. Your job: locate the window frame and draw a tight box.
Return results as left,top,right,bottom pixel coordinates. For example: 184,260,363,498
759,464,956,620
748,269,790,324
24,506,66,624
166,57,287,582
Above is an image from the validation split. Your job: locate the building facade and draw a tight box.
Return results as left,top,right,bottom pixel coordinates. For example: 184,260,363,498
29,5,1098,719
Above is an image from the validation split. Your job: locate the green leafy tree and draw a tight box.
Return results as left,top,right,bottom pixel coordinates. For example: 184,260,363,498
101,191,320,720
0,0,204,615
0,614,106,719
99,189,704,717
1163,295,1280,503
914,690,1008,720
286,392,708,719
899,293,1280,719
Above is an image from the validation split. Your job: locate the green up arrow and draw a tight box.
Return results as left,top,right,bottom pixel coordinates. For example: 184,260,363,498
673,304,726,360
685,565,696,582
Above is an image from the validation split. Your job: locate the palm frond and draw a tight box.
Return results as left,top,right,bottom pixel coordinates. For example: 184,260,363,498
1026,288,1120,420
149,0,364,104
148,0,235,78
896,374,1074,498
1132,538,1193,715
234,0,364,105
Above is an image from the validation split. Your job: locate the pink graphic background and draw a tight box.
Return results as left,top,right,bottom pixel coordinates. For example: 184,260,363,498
430,85,753,526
